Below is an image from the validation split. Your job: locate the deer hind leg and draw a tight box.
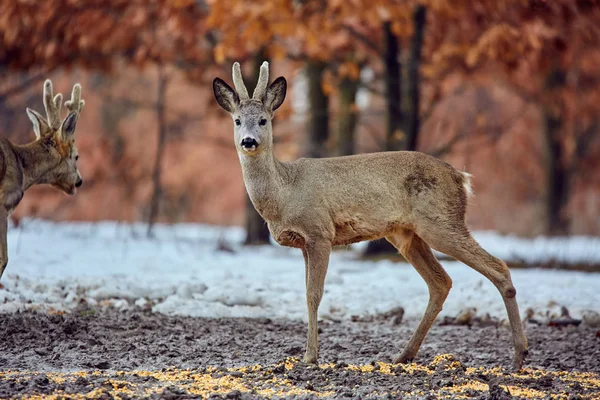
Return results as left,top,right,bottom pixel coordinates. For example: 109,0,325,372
301,239,331,364
386,230,452,364
418,227,528,370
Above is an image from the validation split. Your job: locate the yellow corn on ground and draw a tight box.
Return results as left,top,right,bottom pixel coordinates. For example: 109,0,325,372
1,355,598,399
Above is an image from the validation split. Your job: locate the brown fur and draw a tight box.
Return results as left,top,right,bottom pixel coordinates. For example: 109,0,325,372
213,62,528,370
0,80,84,280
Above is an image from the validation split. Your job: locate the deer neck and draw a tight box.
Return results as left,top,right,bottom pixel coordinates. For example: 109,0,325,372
12,139,59,190
238,150,288,218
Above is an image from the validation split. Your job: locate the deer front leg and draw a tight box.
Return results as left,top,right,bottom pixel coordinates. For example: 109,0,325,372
302,239,331,364
0,213,8,280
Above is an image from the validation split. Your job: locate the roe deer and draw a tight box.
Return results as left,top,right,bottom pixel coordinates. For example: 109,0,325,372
0,80,84,279
213,62,528,370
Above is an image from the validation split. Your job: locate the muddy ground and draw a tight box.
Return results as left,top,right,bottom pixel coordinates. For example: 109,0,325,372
0,308,599,399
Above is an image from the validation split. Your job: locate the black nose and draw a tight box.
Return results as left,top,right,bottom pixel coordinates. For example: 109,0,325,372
240,137,259,149
76,178,83,188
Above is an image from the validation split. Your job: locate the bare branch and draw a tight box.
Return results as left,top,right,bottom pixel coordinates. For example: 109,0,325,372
357,81,385,97
99,95,155,110
341,25,382,56
428,99,533,158
421,85,468,123
427,131,465,158
0,71,48,101
358,118,386,150
286,53,310,62
570,121,600,174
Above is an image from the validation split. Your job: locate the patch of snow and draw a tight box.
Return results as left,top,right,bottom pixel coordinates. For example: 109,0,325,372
0,219,599,322
472,231,600,265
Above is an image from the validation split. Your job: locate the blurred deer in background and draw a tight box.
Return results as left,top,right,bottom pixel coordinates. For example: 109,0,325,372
0,80,84,279
213,62,528,370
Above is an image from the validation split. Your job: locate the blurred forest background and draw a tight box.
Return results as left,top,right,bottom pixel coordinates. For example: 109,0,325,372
1,0,599,249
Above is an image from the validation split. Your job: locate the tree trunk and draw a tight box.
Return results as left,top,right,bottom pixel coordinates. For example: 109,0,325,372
244,194,270,245
334,76,360,156
147,65,168,237
306,60,330,158
364,21,403,257
404,5,426,152
543,68,569,236
244,52,272,245
543,108,569,235
383,21,403,151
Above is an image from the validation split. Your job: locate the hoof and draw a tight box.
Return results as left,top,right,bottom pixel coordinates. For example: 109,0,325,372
392,352,415,364
302,353,318,364
513,348,529,371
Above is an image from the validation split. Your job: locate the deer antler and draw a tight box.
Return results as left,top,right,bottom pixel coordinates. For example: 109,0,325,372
42,80,63,130
252,61,269,100
26,80,84,140
232,62,250,100
64,83,85,117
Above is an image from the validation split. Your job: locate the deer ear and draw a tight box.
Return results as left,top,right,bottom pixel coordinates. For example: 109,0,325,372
264,77,286,112
26,108,49,140
60,111,78,139
213,78,239,113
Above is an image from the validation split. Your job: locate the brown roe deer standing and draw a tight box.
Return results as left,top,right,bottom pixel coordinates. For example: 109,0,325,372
213,62,528,370
0,80,84,279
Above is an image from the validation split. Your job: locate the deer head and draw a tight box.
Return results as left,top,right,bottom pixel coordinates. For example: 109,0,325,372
25,80,85,195
213,62,286,155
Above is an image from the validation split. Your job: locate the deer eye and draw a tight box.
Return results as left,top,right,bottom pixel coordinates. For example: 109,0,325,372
235,119,241,126
259,119,267,126
75,155,79,161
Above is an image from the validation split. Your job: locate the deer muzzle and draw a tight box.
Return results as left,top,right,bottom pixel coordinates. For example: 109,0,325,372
240,137,259,152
